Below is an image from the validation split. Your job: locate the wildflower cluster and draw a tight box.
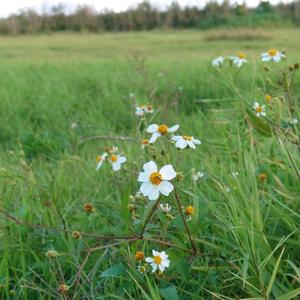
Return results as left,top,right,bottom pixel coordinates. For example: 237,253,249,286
96,146,127,171
135,250,170,274
135,104,154,117
145,123,201,149
212,49,299,125
212,49,285,69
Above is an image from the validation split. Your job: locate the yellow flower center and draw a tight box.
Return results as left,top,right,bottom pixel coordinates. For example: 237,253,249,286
96,156,102,163
185,205,194,215
265,95,272,102
158,124,168,135
139,266,146,273
268,49,278,57
154,255,162,265
149,172,163,185
183,135,193,141
256,106,263,113
237,52,246,59
110,155,117,162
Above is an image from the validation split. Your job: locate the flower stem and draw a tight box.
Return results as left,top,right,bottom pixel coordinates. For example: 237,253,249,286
139,196,161,238
173,187,197,255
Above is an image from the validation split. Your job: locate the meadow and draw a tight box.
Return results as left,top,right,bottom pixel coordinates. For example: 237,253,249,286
0,28,299,299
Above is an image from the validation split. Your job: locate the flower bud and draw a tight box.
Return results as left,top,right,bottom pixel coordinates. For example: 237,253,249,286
57,284,69,295
176,172,184,182
72,231,81,239
46,250,59,258
135,251,145,261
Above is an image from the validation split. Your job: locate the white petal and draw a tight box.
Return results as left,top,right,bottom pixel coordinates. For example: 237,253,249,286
140,182,153,196
168,124,179,133
188,141,196,149
112,162,121,171
145,257,153,263
193,139,201,145
118,156,126,163
96,161,103,170
273,55,281,62
162,259,170,267
171,135,181,141
159,264,165,272
175,139,188,149
262,56,271,62
151,264,158,273
149,132,161,143
148,186,160,200
138,172,149,182
147,124,159,133
159,181,174,196
152,250,159,256
143,161,157,173
160,165,176,180
160,252,168,259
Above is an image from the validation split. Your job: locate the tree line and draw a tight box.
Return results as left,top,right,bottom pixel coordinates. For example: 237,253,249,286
1,0,300,35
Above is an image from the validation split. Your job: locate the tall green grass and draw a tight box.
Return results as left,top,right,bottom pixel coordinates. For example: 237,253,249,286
0,30,299,299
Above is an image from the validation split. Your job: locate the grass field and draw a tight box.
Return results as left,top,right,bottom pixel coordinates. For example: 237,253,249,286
0,29,299,299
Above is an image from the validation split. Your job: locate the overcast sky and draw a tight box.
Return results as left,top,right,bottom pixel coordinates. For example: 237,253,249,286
0,0,294,17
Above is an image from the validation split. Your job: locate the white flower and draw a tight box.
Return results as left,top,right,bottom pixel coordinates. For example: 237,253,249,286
138,265,147,275
145,105,154,114
145,250,170,273
108,154,126,171
135,104,154,117
141,139,150,149
212,56,224,67
147,124,179,143
138,161,176,200
290,118,298,125
253,102,266,117
171,135,201,150
192,170,205,182
70,122,78,129
96,153,107,170
230,52,248,68
160,203,171,213
135,106,145,116
261,49,285,62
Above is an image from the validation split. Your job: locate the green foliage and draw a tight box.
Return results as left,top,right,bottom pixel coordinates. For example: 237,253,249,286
0,30,299,299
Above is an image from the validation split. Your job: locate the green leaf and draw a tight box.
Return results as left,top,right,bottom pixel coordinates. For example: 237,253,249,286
159,286,179,300
277,288,300,300
100,263,124,278
266,247,285,297
246,108,272,137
